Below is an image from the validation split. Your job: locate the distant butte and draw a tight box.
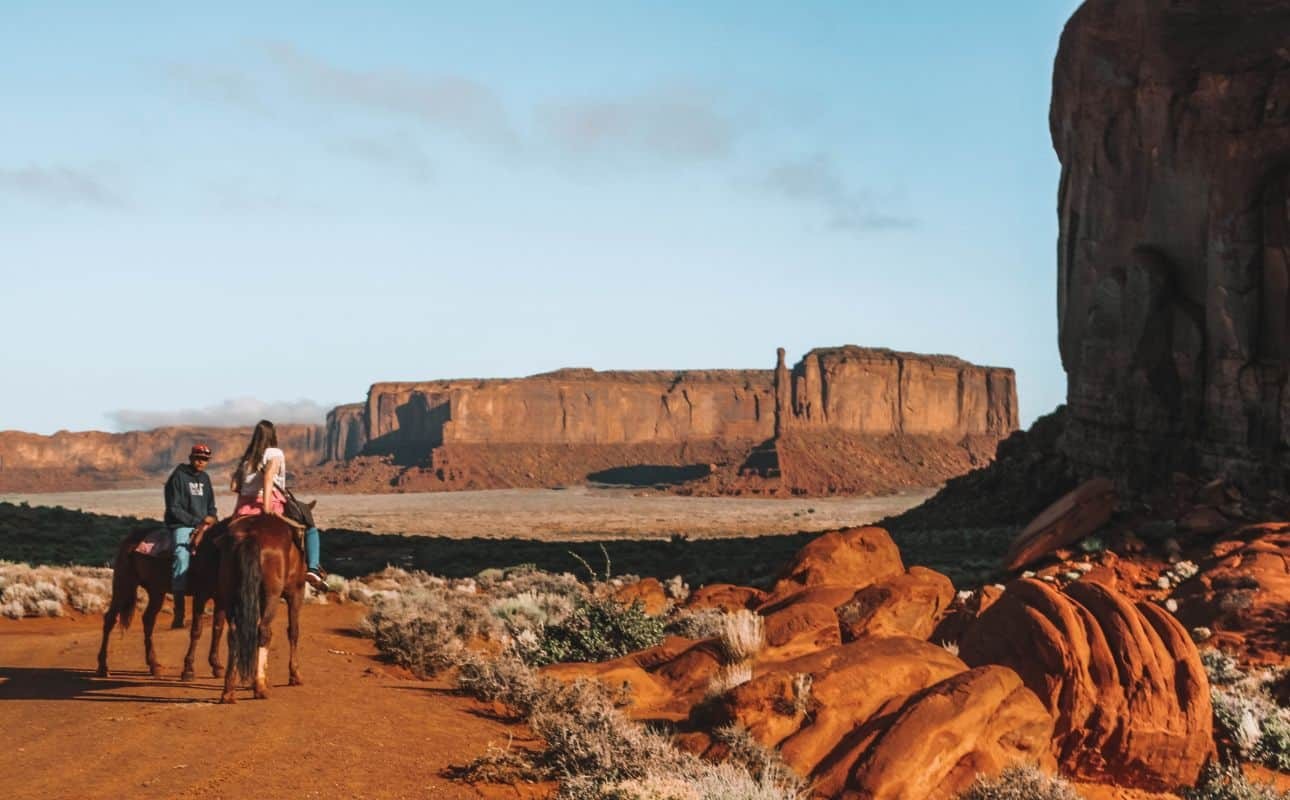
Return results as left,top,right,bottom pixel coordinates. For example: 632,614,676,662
0,346,1018,496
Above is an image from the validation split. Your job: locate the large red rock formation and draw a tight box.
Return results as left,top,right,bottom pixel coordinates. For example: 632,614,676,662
1053,0,1290,492
779,346,1017,439
3,345,1018,496
959,578,1214,789
0,425,326,491
310,346,1017,495
768,526,906,598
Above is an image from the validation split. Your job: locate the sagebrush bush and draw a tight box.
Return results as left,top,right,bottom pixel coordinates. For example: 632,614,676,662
604,761,802,800
0,561,112,618
533,597,667,666
954,765,1081,800
361,565,591,674
451,646,801,800
1181,764,1290,800
1202,649,1290,770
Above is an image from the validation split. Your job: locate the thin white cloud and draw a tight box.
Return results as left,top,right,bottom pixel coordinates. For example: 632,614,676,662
166,62,270,116
535,86,735,162
0,165,124,208
332,133,434,184
107,398,331,431
263,42,518,152
762,154,914,233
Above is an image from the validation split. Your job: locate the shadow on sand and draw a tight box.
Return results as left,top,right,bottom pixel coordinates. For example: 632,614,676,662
0,666,224,704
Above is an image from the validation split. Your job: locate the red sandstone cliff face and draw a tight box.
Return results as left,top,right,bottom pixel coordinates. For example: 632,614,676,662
1053,0,1290,491
0,425,326,491
306,347,1018,495
361,368,774,455
1,347,1018,497
777,346,1017,438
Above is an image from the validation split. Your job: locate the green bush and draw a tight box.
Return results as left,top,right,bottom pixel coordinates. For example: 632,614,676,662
532,597,667,666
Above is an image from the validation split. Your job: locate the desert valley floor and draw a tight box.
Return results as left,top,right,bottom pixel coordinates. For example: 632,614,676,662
0,487,933,540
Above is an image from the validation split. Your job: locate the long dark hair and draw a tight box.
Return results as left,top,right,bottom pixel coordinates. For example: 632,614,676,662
232,419,278,493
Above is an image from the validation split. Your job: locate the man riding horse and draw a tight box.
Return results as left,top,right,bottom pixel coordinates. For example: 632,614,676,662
164,443,218,628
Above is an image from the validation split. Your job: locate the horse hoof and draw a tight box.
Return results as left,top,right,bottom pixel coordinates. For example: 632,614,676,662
220,694,237,705
150,666,165,678
95,667,109,678
211,666,224,678
288,675,303,687
180,670,195,682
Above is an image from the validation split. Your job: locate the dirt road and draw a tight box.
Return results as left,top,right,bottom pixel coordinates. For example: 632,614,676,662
0,604,529,800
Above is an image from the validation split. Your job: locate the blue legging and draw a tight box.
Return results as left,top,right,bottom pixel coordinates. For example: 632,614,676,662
305,527,321,571
170,526,194,592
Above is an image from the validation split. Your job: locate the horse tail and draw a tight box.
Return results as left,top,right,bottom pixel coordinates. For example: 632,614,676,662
229,535,263,681
111,536,143,631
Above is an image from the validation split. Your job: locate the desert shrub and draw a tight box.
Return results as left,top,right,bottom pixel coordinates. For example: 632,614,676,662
662,575,690,602
533,597,667,666
717,609,764,665
666,608,728,640
360,565,593,673
604,761,802,800
705,662,754,700
491,590,576,630
363,579,497,676
711,724,803,788
1202,650,1290,770
452,648,801,800
1181,764,1290,800
455,649,546,713
954,765,1081,800
0,561,112,618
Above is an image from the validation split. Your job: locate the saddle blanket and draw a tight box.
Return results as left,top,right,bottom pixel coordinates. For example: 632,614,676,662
133,528,174,558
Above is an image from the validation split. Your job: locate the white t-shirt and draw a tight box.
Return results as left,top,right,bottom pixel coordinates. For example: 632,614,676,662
239,447,286,498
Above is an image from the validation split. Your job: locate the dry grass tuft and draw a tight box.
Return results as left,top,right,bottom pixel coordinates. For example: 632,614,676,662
0,561,112,618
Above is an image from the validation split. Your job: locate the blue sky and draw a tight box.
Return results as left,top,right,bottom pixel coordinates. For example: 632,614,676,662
1,1,1082,434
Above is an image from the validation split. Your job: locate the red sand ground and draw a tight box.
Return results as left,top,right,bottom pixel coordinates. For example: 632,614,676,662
0,604,538,800
1,603,1283,800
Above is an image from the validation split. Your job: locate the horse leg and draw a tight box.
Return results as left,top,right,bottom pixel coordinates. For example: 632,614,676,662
253,599,278,699
209,603,226,678
142,589,165,677
181,591,206,682
286,587,303,686
96,605,117,678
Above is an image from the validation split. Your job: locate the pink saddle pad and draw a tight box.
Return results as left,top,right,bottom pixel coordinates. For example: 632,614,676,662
133,528,174,558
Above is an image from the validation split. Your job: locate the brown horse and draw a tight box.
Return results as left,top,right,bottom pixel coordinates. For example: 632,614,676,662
96,520,222,678
218,514,307,703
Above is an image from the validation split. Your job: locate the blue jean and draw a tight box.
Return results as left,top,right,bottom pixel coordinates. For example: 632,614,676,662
170,526,194,592
305,527,321,571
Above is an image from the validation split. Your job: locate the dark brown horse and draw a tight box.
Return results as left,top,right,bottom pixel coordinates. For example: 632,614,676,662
96,520,222,678
218,514,307,703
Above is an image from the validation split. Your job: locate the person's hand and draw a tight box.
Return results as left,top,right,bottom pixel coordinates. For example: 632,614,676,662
202,515,216,526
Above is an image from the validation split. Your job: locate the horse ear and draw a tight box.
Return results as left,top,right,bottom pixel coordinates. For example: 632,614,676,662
306,500,317,510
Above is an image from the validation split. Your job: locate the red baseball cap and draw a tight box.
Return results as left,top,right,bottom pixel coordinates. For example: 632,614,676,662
190,443,213,460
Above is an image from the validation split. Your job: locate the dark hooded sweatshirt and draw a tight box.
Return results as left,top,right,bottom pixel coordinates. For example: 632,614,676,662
164,463,217,528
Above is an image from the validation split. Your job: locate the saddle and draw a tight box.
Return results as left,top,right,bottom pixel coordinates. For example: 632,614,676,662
132,528,175,558
132,520,220,559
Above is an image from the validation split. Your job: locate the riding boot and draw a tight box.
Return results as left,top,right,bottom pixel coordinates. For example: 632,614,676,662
170,591,186,629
